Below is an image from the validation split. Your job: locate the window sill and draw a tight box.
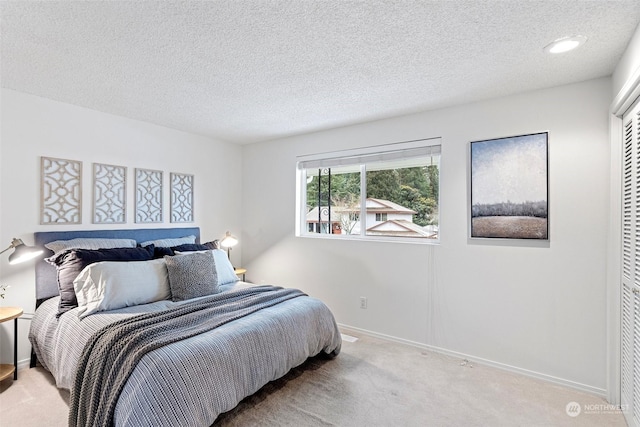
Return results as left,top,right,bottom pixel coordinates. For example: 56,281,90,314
296,232,440,245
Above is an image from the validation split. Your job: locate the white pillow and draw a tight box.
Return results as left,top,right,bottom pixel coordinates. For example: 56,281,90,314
211,249,240,285
45,238,137,254
174,249,239,285
139,235,196,248
73,258,170,318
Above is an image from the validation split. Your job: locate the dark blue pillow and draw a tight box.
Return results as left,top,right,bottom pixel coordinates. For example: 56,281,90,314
171,243,209,252
46,245,155,317
203,240,220,250
149,245,174,258
148,243,210,259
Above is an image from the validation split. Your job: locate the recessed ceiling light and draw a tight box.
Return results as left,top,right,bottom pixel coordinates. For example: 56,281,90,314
543,35,587,54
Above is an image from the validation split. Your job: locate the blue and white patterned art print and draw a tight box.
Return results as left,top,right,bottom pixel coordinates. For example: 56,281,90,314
170,172,194,223
93,163,127,224
135,168,163,223
41,156,82,224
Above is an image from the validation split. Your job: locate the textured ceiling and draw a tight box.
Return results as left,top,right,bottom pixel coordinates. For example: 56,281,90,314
2,1,639,144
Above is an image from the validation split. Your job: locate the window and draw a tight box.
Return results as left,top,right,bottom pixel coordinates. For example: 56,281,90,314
375,213,388,221
296,138,440,242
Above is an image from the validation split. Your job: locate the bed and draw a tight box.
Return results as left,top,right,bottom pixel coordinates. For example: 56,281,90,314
28,227,342,427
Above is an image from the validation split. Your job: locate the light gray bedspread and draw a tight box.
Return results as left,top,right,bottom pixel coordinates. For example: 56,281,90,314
29,282,342,426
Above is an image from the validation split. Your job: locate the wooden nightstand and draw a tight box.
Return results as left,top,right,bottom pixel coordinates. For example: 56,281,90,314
0,306,23,381
234,268,247,281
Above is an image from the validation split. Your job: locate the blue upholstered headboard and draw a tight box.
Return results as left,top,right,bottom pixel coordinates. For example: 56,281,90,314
34,227,200,303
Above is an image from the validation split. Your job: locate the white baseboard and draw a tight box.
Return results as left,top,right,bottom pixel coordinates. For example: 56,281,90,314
17,358,31,371
337,323,607,398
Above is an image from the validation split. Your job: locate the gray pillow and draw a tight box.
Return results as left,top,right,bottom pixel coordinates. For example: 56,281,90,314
164,251,218,301
45,238,137,254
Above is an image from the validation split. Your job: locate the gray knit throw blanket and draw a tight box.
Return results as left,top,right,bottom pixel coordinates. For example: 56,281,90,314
69,285,305,427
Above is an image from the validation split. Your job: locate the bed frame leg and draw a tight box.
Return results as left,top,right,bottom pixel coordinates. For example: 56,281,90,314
30,348,37,368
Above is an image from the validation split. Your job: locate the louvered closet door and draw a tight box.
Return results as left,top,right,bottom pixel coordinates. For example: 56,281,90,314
622,97,640,427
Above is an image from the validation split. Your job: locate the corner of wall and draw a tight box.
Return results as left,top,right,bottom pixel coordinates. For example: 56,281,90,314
613,22,640,100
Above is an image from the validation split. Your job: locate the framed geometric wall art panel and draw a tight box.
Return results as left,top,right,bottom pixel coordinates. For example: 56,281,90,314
93,163,127,224
41,156,82,224
469,132,549,240
135,168,163,223
170,172,194,223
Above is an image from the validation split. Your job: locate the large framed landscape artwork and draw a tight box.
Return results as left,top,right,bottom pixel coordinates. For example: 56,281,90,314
470,132,548,240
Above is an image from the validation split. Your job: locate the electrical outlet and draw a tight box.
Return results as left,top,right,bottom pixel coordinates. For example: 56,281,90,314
359,297,367,309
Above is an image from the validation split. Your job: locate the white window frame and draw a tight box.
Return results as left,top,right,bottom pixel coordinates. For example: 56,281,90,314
375,213,388,221
295,138,441,244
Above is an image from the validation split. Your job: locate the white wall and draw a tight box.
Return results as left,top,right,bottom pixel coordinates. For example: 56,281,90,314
242,78,612,394
0,89,243,365
613,22,640,98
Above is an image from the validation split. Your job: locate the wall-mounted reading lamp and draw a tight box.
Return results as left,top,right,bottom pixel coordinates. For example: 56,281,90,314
0,238,43,265
219,231,238,259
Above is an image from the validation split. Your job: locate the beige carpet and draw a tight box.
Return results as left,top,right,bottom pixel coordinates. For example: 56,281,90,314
0,329,626,426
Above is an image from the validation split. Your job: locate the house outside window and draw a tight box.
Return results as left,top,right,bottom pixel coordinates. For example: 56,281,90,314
296,138,440,242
